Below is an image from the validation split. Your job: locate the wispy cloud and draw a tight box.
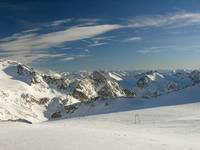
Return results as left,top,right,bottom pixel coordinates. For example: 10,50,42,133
50,18,100,27
91,36,114,41
22,28,41,33
84,49,90,52
61,57,75,61
61,54,89,62
136,46,176,55
137,49,160,55
128,11,200,28
0,24,121,51
0,49,90,64
0,23,121,63
61,47,72,50
50,19,72,27
0,50,66,64
124,37,142,42
88,41,108,47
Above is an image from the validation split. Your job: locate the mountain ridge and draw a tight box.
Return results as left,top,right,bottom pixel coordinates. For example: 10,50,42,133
0,59,200,123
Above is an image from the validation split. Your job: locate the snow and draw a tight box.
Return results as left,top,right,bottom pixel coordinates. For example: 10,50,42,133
109,72,122,81
146,72,164,81
0,85,200,150
76,78,98,98
0,60,67,123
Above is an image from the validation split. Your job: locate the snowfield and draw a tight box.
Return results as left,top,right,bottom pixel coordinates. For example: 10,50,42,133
0,85,200,150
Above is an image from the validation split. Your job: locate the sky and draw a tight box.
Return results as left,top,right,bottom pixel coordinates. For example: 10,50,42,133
1,0,200,72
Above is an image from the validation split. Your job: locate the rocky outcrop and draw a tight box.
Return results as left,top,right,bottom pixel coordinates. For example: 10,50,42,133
189,70,200,84
92,71,125,98
51,111,62,118
72,71,125,101
137,76,151,89
123,89,136,97
167,82,177,92
17,64,43,84
43,75,71,90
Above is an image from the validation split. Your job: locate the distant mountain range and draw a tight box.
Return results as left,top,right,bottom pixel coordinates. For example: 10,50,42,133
0,59,200,123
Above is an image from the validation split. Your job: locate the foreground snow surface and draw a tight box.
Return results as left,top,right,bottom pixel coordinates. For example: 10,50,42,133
0,86,200,150
0,103,200,150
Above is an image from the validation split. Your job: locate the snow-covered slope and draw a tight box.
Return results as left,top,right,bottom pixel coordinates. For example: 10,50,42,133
0,60,67,123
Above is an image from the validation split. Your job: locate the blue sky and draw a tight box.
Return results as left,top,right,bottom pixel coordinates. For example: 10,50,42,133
1,0,200,71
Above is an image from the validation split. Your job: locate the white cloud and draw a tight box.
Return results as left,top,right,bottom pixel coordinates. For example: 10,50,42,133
61,47,72,50
128,11,200,28
91,36,114,41
0,24,122,51
137,45,177,55
88,41,108,47
22,28,40,33
0,17,120,63
61,55,88,62
84,49,89,52
0,48,89,64
61,57,75,61
136,46,164,55
50,19,72,26
50,18,100,27
124,37,142,42
0,50,66,64
137,49,160,55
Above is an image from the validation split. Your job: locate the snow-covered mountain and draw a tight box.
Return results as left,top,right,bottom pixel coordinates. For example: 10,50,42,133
109,70,197,98
0,60,125,123
0,59,200,123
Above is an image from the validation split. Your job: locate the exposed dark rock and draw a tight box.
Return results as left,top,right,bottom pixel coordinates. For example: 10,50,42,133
123,89,136,97
72,89,89,101
137,76,151,89
167,82,177,91
143,91,160,99
189,70,200,84
8,119,32,124
21,94,51,105
51,111,62,118
17,64,42,84
43,75,69,90
65,103,80,114
39,97,50,105
21,93,38,103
